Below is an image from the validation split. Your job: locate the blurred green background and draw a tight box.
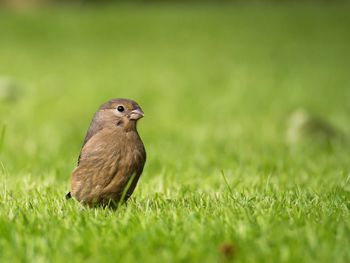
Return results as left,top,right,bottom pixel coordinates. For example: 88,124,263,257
0,1,349,262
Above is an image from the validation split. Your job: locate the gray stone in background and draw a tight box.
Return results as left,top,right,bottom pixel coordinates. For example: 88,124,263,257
286,109,343,145
0,77,23,103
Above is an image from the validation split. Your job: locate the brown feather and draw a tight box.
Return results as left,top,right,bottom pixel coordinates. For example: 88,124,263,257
69,99,146,207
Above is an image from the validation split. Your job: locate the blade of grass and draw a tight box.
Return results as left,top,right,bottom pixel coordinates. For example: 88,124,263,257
0,159,8,202
0,124,6,153
117,172,137,210
221,169,234,197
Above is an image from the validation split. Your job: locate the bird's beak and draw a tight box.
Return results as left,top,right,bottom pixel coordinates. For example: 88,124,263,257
129,108,144,120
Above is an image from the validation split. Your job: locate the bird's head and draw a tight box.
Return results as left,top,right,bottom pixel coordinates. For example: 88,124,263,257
96,98,144,131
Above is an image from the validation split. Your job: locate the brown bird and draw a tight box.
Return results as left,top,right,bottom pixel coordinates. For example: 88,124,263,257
66,98,146,207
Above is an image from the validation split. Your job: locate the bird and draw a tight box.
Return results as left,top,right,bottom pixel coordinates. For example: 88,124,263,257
66,98,146,207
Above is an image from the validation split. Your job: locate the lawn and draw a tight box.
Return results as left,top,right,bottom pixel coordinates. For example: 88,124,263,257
0,3,350,262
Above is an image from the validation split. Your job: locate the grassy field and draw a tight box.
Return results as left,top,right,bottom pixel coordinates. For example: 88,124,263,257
0,3,350,262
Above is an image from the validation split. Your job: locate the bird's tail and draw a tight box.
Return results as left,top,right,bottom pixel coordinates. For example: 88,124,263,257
65,192,72,199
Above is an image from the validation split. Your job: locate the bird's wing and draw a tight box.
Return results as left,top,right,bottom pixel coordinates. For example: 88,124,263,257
81,122,104,148
77,113,106,165
75,128,120,180
71,128,122,202
77,127,105,165
77,137,100,166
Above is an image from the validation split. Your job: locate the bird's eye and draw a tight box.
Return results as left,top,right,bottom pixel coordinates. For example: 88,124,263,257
117,106,125,112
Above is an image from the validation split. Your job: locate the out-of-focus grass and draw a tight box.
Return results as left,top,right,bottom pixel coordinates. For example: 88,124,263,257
0,3,349,262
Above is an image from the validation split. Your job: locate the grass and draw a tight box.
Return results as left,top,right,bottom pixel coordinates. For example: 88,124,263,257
0,3,350,262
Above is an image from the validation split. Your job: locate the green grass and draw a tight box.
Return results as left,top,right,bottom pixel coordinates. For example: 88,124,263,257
0,3,350,262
